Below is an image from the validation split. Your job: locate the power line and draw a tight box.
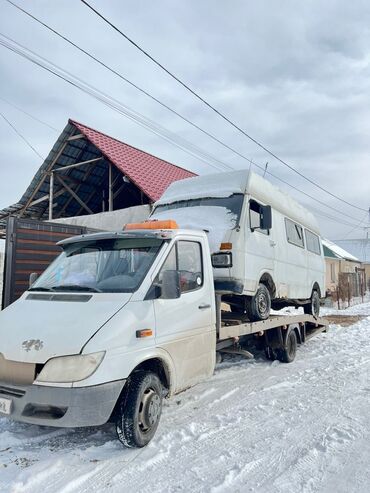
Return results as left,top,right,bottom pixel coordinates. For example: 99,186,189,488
0,110,44,159
80,0,368,214
0,95,58,131
3,1,365,226
339,212,369,239
304,204,365,229
0,33,233,174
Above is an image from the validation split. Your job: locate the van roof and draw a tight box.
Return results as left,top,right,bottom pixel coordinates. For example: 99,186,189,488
156,170,320,234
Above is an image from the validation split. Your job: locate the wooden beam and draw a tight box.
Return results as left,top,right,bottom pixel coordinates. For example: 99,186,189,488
29,188,65,207
54,156,102,172
18,140,69,218
56,164,97,218
113,182,125,200
75,189,96,216
67,134,84,141
49,172,54,220
108,163,113,211
55,174,93,215
56,172,100,191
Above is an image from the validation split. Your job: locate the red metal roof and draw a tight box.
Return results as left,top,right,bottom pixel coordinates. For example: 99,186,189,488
70,120,196,202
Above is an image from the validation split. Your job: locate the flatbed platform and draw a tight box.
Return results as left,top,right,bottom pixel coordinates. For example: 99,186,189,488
218,314,327,340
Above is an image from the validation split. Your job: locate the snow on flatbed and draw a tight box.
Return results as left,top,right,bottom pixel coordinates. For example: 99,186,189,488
1,303,370,493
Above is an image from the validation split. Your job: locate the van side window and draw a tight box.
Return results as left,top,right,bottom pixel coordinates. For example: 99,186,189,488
178,241,203,292
285,218,304,248
305,230,321,255
249,200,269,235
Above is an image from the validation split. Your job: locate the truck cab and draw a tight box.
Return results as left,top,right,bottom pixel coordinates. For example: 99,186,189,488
0,223,216,447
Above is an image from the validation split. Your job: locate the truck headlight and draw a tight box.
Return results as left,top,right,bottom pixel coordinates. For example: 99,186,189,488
36,351,105,383
211,252,232,268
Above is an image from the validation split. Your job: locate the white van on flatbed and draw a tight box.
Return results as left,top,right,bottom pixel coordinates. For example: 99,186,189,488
0,210,326,447
151,170,325,321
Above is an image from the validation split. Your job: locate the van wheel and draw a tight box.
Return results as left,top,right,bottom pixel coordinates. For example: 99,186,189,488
277,330,297,363
246,283,271,321
304,290,320,318
115,371,163,448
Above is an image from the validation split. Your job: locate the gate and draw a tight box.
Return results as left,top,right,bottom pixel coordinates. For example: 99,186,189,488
2,217,93,309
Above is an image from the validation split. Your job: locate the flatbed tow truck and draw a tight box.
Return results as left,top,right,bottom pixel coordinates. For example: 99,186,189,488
0,222,327,448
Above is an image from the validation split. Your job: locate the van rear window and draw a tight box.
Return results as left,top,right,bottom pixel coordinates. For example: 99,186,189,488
285,218,304,248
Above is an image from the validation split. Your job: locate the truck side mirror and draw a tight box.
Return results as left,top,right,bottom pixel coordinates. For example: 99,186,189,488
260,205,272,230
29,272,39,287
161,270,181,299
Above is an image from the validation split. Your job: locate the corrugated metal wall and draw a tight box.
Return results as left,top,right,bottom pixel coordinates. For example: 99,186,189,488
2,218,91,309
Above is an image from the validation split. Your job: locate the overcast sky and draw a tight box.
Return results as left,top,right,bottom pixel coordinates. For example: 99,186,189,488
0,0,369,243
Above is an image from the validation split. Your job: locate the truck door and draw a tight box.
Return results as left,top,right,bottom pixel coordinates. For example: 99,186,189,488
153,239,215,393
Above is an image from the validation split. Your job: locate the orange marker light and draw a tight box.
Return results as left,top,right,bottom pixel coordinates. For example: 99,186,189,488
125,220,179,230
220,242,233,250
136,329,153,338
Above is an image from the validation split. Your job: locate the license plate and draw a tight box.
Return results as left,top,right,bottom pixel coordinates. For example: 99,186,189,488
0,397,12,415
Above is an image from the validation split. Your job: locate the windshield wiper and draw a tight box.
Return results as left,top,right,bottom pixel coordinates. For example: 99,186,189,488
28,286,53,292
50,284,102,293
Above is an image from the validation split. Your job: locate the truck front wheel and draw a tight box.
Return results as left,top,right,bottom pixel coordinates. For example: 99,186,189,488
115,371,163,448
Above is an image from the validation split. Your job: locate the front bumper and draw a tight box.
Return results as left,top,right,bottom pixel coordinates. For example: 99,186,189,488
0,379,126,427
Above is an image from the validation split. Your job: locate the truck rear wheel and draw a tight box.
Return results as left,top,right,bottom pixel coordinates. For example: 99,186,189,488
116,371,163,448
277,330,297,363
246,283,271,321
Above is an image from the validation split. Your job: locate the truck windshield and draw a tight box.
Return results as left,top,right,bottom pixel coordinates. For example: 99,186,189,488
30,238,164,293
153,193,244,225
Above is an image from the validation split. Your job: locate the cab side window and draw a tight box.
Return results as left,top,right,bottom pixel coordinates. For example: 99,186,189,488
178,241,203,292
154,241,203,295
156,245,177,286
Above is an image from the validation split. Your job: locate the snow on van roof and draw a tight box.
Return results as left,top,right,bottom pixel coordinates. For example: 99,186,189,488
151,206,237,253
155,170,250,204
156,170,320,234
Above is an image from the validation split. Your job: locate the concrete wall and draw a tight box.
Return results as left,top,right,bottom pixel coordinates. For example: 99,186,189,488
50,205,151,231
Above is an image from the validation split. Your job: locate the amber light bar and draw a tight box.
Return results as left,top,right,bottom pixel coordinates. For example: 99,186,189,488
125,220,179,230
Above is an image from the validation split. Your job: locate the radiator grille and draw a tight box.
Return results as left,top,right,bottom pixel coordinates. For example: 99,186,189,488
0,385,26,398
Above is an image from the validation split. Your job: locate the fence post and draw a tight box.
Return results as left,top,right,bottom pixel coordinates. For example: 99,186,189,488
337,286,340,310
347,280,351,307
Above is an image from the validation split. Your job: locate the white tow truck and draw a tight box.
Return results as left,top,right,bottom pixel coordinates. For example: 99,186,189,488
0,218,326,448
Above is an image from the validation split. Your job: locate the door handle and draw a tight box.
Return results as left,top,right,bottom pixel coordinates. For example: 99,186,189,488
198,304,211,310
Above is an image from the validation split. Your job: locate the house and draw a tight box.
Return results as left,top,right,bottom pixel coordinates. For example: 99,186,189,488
322,239,364,296
334,238,370,290
0,119,196,237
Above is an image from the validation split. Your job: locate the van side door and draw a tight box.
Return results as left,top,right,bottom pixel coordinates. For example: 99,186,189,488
152,238,215,393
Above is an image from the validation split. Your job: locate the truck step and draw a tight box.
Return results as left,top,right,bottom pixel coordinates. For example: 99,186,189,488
218,347,254,359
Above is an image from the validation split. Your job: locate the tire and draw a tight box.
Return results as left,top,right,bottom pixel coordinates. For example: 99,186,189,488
304,290,320,318
277,330,297,363
246,283,271,321
115,371,163,448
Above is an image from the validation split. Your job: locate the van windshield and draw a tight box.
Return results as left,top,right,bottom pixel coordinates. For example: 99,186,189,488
30,238,164,293
153,193,244,225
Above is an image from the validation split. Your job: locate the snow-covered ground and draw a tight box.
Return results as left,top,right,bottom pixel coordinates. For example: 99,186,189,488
1,302,370,493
